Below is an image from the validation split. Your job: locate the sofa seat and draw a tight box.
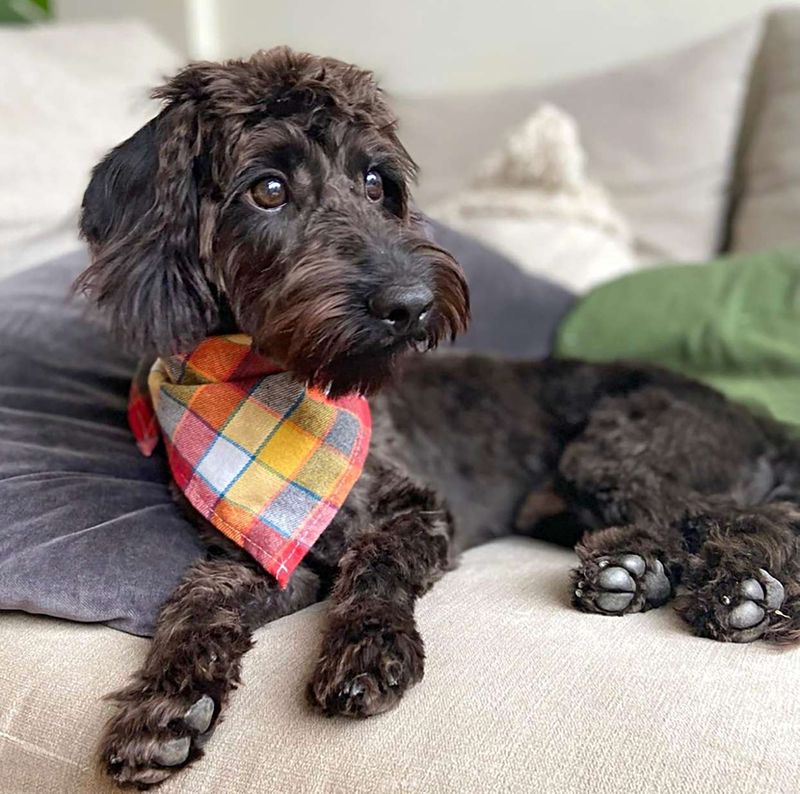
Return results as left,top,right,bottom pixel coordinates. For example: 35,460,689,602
2,537,798,793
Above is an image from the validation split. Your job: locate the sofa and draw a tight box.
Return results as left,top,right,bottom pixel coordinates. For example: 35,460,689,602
3,8,800,793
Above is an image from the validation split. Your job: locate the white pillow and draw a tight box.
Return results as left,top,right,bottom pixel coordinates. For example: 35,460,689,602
430,105,636,293
0,21,182,279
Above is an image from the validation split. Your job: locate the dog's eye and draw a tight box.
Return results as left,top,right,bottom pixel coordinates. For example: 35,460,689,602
365,170,384,202
250,177,287,210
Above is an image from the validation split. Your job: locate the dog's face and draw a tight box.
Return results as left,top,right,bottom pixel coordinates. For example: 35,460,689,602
77,47,469,396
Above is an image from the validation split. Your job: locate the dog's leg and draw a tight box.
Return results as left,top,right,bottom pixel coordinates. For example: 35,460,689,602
555,385,760,619
676,504,800,643
571,522,680,615
308,477,453,718
558,429,688,617
101,557,319,787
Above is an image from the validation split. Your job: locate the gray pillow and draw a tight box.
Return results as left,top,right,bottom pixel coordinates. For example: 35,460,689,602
0,251,205,636
0,228,574,636
430,220,576,357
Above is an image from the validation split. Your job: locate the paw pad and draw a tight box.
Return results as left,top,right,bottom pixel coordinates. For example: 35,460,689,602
102,693,218,786
573,553,671,615
152,736,191,767
719,569,785,641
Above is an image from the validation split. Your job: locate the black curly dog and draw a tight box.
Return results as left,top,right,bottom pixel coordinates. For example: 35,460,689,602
77,48,800,787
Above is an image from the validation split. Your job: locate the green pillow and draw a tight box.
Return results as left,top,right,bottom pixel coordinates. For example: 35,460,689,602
555,249,800,430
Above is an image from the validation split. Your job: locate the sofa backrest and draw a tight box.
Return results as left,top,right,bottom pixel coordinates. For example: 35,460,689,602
726,5,800,254
396,19,763,265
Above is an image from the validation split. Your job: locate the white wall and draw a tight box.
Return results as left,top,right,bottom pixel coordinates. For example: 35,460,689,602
55,0,796,94
55,0,192,51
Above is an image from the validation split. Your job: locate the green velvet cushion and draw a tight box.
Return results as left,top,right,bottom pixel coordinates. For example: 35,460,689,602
555,249,800,430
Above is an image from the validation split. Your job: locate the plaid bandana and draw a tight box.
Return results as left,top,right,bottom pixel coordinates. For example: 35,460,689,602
129,334,371,587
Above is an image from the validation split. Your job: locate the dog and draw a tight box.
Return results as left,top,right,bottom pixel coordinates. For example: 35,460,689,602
77,48,800,788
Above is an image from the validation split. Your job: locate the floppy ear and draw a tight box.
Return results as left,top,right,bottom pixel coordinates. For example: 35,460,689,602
77,98,218,354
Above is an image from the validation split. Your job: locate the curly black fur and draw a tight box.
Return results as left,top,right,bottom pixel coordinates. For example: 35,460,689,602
76,48,800,789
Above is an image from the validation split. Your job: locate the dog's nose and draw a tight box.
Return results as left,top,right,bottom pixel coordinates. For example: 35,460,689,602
369,285,434,335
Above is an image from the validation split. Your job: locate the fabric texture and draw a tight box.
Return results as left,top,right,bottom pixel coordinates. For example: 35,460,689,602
133,335,371,587
396,19,761,265
0,229,571,635
729,7,800,254
431,104,636,292
4,537,800,793
555,249,800,431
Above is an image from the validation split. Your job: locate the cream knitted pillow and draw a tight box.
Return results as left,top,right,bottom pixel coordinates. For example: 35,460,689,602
430,105,637,293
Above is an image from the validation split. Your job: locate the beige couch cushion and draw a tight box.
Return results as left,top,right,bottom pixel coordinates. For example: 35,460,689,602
729,7,800,253
396,20,760,265
3,537,800,793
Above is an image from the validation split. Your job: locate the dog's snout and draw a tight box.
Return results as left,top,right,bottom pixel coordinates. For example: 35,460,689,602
369,285,434,335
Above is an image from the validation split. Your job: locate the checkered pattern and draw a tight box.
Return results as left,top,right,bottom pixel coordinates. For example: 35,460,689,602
128,334,371,587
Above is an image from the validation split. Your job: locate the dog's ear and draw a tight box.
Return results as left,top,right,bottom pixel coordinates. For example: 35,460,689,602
77,96,218,354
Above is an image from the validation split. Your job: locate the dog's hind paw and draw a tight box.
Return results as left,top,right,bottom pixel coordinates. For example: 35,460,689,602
679,568,788,643
572,553,672,615
100,692,217,788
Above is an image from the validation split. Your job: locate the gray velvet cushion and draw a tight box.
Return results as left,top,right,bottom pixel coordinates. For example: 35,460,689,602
431,220,576,357
0,226,574,636
0,251,205,636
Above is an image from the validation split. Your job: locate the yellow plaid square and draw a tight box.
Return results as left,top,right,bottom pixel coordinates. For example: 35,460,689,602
226,463,285,511
258,421,318,478
294,444,349,497
224,399,280,450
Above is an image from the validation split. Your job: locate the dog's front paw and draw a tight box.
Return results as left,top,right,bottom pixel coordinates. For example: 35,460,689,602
573,553,672,615
100,690,217,788
679,567,787,643
308,612,424,718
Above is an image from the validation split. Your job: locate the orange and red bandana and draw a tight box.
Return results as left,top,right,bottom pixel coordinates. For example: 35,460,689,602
129,334,371,587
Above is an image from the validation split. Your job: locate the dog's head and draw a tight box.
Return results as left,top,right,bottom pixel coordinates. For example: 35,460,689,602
77,47,469,396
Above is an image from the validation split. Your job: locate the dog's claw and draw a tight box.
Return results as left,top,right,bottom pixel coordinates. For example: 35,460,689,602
641,560,671,603
184,694,215,733
759,568,785,610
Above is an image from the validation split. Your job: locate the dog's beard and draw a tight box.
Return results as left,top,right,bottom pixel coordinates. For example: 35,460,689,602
253,300,422,398
236,244,469,398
